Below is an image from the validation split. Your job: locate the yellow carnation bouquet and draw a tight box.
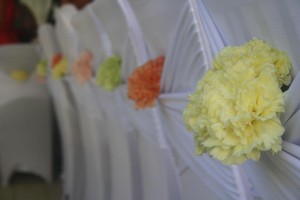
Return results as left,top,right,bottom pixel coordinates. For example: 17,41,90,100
183,39,292,165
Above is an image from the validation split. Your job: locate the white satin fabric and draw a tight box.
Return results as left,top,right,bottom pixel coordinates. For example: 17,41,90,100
54,1,182,199
129,0,252,199
54,5,103,200
0,45,52,186
37,0,300,199
92,1,182,199
201,0,300,199
203,0,300,76
38,24,85,200
55,3,135,200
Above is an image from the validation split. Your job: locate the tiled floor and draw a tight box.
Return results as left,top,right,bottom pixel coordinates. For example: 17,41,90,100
0,173,62,200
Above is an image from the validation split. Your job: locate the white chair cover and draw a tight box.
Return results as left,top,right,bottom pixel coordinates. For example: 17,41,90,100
128,0,183,58
93,1,184,200
67,77,108,200
58,5,111,200
71,5,109,70
0,44,39,74
56,4,139,200
38,1,300,199
91,0,142,78
0,45,52,186
54,5,106,200
89,1,143,199
128,0,253,199
38,24,85,200
199,0,300,199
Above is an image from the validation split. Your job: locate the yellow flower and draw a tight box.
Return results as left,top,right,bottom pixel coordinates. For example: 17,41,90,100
183,49,287,165
212,39,292,87
274,50,292,86
10,70,30,82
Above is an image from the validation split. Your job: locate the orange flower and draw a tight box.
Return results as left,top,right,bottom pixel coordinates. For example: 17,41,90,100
72,50,93,84
128,56,165,109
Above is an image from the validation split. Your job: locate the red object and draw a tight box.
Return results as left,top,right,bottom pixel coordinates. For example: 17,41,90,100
0,0,19,44
52,53,63,68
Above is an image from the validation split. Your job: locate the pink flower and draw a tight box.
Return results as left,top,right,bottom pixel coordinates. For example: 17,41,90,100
72,50,93,84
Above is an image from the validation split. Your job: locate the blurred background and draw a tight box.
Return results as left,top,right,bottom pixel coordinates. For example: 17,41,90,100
0,0,92,45
0,1,91,199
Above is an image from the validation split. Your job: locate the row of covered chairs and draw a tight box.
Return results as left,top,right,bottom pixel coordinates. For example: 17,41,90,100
38,0,300,200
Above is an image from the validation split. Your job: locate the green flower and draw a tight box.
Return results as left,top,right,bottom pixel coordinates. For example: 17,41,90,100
96,56,122,91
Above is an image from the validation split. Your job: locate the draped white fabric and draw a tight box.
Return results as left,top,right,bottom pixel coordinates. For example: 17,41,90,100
201,1,300,199
34,0,300,199
54,6,105,200
128,0,254,199
55,3,137,200
203,0,300,76
38,24,85,200
69,7,114,200
0,45,52,186
93,1,183,199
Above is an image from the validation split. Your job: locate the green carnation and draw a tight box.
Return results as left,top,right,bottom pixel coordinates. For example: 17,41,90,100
96,56,122,91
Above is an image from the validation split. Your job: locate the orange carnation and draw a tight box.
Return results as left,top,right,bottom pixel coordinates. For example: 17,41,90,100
128,56,165,109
